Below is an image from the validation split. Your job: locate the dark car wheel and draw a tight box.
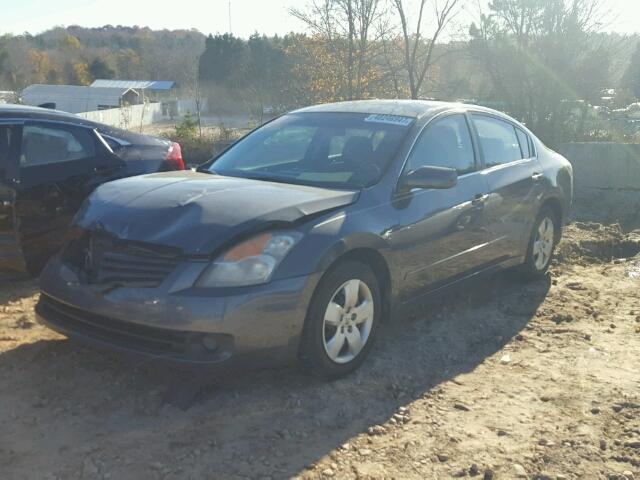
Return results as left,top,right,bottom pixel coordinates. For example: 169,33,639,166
518,207,559,280
300,261,381,378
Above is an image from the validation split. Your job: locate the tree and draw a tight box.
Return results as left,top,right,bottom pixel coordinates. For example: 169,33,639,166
469,0,612,144
70,61,91,85
199,33,248,88
0,36,9,88
392,0,463,99
116,48,142,79
27,49,51,84
244,34,287,110
0,26,208,89
291,0,385,100
89,57,115,80
62,34,81,50
621,42,640,100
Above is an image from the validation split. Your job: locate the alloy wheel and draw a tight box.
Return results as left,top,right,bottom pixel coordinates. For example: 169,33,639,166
533,216,555,270
322,279,374,364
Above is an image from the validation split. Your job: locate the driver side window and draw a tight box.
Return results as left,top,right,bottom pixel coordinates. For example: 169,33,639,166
405,114,476,175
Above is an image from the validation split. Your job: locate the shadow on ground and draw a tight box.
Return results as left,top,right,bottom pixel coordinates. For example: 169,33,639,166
0,272,550,479
0,276,38,304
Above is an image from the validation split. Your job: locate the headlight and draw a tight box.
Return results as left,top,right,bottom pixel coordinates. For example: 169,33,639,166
195,230,302,287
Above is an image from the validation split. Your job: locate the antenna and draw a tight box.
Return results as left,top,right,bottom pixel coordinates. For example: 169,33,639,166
228,0,232,34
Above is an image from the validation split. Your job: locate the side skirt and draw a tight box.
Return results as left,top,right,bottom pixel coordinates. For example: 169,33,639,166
391,256,523,318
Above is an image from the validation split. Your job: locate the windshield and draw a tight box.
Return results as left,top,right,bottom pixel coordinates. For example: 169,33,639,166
207,112,414,189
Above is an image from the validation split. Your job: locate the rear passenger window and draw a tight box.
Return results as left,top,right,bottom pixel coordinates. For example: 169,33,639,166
472,115,523,167
20,125,95,167
406,114,476,175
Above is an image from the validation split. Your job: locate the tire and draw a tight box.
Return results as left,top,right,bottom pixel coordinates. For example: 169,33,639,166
300,261,382,378
517,206,559,280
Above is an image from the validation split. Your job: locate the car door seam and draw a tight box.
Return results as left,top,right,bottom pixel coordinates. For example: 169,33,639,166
405,235,508,278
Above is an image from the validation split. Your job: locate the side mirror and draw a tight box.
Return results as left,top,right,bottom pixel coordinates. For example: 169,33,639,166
400,165,458,191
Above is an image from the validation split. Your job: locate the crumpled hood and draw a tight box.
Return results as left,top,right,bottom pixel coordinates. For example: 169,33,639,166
75,171,358,255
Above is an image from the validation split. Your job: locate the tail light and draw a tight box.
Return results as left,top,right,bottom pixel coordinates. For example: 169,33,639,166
165,142,185,170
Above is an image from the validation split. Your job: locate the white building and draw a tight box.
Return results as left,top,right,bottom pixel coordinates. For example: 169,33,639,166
0,91,15,104
21,84,140,113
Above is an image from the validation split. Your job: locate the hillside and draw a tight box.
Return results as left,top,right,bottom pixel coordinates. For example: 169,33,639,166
0,26,206,90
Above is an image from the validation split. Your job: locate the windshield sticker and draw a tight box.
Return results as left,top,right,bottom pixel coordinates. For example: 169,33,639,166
364,114,413,127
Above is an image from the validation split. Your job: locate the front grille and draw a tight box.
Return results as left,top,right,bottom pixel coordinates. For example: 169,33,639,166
37,294,233,362
63,231,180,288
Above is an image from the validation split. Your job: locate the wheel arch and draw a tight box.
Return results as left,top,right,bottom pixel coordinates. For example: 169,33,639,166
317,246,394,323
539,196,564,243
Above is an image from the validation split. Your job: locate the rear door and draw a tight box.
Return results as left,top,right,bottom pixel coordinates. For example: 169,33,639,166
470,113,543,261
14,121,114,271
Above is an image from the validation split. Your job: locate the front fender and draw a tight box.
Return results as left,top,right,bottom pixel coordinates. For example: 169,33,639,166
272,206,404,316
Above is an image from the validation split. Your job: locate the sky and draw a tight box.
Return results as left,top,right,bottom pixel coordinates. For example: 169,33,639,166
0,0,638,37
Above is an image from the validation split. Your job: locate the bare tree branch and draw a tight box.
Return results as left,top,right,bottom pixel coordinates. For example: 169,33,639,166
392,0,463,99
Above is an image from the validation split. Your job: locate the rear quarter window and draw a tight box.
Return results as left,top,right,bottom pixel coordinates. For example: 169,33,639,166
515,128,532,158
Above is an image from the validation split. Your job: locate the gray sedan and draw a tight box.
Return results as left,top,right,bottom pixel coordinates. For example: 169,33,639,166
36,100,573,377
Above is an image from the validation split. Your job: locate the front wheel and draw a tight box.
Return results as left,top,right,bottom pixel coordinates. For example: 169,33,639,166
518,207,558,280
300,261,381,378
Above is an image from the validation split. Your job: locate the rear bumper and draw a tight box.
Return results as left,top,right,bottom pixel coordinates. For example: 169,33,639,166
37,255,321,366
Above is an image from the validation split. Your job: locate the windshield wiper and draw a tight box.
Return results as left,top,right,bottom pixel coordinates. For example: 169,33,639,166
196,165,215,174
242,174,297,185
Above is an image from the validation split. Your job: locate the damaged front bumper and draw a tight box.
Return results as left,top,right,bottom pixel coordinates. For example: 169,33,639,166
36,255,320,367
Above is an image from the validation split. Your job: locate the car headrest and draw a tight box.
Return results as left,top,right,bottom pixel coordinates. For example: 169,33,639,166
428,124,459,149
342,136,373,164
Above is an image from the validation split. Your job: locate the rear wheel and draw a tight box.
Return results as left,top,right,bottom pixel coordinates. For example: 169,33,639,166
518,207,558,280
300,261,381,378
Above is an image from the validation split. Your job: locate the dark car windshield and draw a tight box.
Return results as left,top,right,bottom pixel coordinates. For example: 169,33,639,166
207,112,414,189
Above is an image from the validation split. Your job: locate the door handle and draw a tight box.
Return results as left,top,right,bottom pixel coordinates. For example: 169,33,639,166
532,172,544,182
471,193,488,206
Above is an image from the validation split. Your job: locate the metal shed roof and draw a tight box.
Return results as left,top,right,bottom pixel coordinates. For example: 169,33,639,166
22,84,137,101
90,79,176,90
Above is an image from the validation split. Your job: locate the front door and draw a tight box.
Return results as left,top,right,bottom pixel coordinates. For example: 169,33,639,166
0,122,24,272
394,113,492,301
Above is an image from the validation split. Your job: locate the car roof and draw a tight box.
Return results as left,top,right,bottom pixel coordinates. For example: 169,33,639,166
290,99,523,123
0,103,99,126
0,104,166,146
291,99,462,119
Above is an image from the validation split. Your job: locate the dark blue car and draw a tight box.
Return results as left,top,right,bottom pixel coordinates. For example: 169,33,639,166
36,100,573,377
0,105,185,275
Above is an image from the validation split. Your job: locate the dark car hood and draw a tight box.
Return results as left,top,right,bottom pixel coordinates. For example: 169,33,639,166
75,171,358,255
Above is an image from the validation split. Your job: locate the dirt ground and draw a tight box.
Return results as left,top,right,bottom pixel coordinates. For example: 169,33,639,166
1,221,639,480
